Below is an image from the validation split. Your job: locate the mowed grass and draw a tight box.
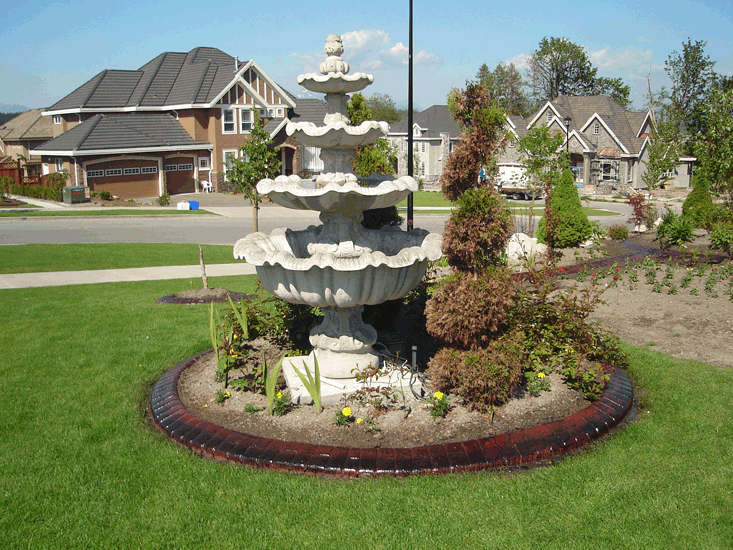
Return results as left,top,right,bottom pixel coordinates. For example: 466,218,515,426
0,268,731,547
0,208,215,217
0,243,238,274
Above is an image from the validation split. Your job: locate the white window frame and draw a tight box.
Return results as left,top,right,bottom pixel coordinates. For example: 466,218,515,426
509,140,515,148
177,163,193,171
421,142,426,153
277,107,283,117
105,168,122,177
198,157,210,170
400,141,405,153
53,115,62,125
593,122,600,135
164,164,178,172
240,109,252,133
141,166,157,174
222,109,236,134
123,167,141,175
87,169,104,178
420,161,426,176
546,111,553,123
223,149,238,172
54,158,63,172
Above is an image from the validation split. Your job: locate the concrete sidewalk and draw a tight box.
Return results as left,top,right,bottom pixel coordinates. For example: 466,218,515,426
0,262,257,289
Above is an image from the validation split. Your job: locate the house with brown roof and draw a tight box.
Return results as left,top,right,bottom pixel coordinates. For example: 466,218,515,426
0,109,53,177
387,105,460,184
34,47,325,199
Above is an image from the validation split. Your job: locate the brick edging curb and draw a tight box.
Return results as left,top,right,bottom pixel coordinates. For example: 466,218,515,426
156,291,250,305
149,352,633,477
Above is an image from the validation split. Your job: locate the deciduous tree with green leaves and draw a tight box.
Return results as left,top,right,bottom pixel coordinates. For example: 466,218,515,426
695,87,733,205
227,112,281,232
476,62,530,116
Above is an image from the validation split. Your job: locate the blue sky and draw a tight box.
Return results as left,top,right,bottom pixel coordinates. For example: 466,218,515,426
1,0,731,112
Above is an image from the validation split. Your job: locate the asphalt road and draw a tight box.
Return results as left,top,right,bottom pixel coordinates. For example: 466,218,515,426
0,201,631,246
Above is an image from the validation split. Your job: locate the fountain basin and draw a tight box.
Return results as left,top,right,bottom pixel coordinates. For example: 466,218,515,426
287,120,388,148
297,72,373,94
256,175,418,212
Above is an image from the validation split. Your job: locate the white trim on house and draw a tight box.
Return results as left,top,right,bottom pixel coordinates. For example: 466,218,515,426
32,144,212,157
579,114,630,155
635,112,652,138
82,155,164,194
526,101,563,129
564,130,592,152
267,118,289,138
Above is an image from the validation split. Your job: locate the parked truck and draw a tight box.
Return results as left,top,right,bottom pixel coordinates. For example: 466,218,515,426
494,181,542,201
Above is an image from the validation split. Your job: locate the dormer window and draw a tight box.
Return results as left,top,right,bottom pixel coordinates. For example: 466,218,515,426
593,122,600,135
53,115,62,125
413,126,420,137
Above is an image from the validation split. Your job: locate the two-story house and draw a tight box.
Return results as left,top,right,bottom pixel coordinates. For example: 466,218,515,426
387,105,460,185
33,47,325,199
0,109,53,177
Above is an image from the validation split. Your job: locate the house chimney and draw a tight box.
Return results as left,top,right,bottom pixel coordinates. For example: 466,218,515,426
235,56,239,71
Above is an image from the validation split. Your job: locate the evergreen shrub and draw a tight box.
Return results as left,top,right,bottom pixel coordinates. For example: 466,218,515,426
537,169,591,247
683,172,718,230
607,224,629,241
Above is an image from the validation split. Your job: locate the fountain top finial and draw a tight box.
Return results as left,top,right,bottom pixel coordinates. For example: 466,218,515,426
320,34,349,75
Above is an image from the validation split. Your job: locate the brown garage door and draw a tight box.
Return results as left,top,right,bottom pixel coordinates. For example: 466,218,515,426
87,161,159,199
165,158,195,195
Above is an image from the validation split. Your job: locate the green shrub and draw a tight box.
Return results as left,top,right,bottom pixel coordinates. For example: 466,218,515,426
657,209,694,249
537,169,591,248
424,268,516,350
608,224,629,241
428,331,526,412
156,193,170,206
710,223,733,258
98,190,112,200
441,186,513,273
0,176,13,194
683,172,718,230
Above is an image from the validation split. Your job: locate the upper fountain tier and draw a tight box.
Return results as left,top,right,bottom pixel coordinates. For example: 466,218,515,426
287,34,385,149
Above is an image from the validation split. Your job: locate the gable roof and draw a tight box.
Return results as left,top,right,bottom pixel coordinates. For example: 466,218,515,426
45,47,294,114
531,96,648,155
0,109,53,141
33,113,210,156
389,105,460,138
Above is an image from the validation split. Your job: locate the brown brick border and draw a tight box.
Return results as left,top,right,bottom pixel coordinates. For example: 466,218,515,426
149,352,633,477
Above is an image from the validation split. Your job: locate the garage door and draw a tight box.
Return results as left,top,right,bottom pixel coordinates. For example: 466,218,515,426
165,158,195,195
86,161,159,199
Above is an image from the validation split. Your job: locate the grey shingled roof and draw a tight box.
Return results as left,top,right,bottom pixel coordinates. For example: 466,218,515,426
507,114,529,139
290,98,327,125
47,47,239,111
0,109,53,140
543,96,647,154
34,113,207,153
389,105,459,138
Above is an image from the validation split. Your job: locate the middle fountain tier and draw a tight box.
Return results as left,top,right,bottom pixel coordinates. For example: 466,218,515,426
234,34,442,385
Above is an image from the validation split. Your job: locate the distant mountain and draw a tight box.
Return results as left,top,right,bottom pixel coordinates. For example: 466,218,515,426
0,104,29,113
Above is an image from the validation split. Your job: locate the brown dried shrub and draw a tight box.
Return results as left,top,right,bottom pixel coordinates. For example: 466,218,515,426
428,331,527,412
424,268,516,350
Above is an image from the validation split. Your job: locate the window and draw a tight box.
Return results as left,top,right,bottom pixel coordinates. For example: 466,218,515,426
421,142,426,153
420,161,426,176
141,166,157,174
222,109,235,133
413,127,420,137
240,109,252,132
199,157,210,170
223,150,237,171
123,167,141,175
593,122,600,135
105,168,122,177
277,108,283,117
53,115,62,125
509,140,516,148
165,164,178,172
400,141,405,153
546,111,553,123
87,170,104,178
177,163,193,171
54,158,63,172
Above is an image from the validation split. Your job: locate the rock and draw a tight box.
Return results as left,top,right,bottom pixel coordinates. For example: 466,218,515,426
693,228,708,237
634,224,648,233
506,233,548,267
579,239,595,248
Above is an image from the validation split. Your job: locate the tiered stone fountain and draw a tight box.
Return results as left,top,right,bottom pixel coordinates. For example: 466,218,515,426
234,34,442,403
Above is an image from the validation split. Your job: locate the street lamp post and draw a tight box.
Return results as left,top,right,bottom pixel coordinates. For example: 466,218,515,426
563,116,571,155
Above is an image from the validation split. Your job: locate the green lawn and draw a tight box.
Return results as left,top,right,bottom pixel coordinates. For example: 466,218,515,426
0,260,731,547
0,208,215,217
0,244,238,274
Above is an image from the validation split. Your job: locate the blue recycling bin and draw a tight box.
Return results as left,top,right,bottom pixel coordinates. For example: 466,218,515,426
188,200,199,210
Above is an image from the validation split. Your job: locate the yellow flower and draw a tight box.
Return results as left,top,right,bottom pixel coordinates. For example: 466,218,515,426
341,407,352,417
233,334,238,340
275,391,282,399
433,391,444,401
537,372,546,379
224,391,231,398
203,404,208,408
356,418,363,424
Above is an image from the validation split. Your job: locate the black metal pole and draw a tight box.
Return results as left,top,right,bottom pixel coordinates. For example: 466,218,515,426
407,0,414,231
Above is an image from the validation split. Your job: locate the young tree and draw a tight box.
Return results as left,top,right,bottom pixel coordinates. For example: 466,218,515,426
665,38,716,137
537,168,592,248
476,62,530,116
694,87,733,204
365,93,402,124
227,113,281,232
441,82,508,201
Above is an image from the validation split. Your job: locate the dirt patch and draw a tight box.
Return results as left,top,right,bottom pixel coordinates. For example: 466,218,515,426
157,288,249,304
178,350,590,449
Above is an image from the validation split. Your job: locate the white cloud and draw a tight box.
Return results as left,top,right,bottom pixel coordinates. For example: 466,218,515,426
505,53,531,71
342,28,390,58
415,50,442,66
587,46,662,79
361,59,385,71
381,42,408,64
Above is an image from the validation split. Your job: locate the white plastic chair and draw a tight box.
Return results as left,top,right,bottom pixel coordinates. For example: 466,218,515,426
201,180,212,193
